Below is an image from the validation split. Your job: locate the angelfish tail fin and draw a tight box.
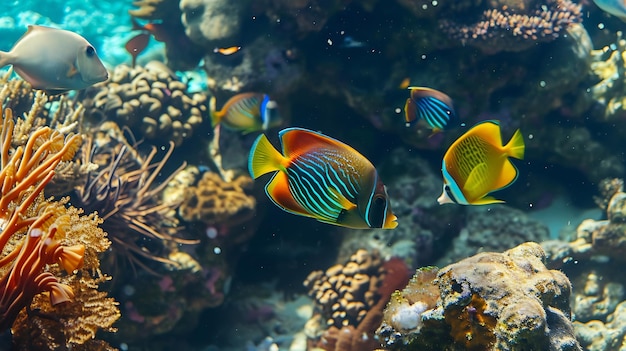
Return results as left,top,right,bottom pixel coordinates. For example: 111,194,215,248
209,96,222,127
0,51,13,69
504,129,525,160
248,134,285,179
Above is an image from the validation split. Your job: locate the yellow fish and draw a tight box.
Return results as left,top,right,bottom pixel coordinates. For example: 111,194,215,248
437,120,524,205
0,25,109,94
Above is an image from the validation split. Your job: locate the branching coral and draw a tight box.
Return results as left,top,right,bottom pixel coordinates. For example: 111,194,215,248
0,107,83,331
438,0,582,53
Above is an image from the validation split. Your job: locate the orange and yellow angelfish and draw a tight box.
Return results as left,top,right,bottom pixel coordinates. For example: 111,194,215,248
437,120,525,205
248,127,398,229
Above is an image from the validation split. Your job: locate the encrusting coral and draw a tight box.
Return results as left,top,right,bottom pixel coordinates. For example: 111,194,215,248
179,170,256,227
80,62,208,146
377,242,581,351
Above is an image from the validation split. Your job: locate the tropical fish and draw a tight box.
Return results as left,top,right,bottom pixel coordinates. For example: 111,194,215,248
404,86,457,134
213,46,242,56
593,0,626,22
210,93,280,134
437,120,524,205
0,25,108,94
248,127,398,229
125,32,150,68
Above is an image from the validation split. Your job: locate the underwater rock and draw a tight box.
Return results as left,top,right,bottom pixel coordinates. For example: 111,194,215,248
575,300,626,351
180,0,248,49
377,242,581,351
437,205,550,265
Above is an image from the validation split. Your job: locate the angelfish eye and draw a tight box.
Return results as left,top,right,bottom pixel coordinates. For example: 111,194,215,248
86,46,96,57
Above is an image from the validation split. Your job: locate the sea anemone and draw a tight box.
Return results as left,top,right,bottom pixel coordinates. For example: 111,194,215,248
71,122,196,274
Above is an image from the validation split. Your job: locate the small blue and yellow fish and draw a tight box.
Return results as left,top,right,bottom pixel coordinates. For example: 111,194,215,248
404,86,457,134
210,93,281,134
593,0,626,22
437,120,524,205
0,25,108,94
248,127,398,229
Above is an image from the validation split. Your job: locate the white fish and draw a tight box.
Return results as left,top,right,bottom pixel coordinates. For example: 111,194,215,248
0,25,108,94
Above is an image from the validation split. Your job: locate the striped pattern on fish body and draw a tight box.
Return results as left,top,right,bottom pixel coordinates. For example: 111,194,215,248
248,127,398,229
404,86,457,133
286,149,364,223
210,93,275,133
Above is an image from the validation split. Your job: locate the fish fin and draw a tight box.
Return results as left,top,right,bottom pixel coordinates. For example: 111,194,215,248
66,64,79,78
468,120,503,146
209,96,222,126
279,128,357,158
329,188,357,211
265,171,312,218
427,128,443,138
248,134,285,179
0,51,13,68
471,196,505,205
504,129,525,160
462,162,492,202
491,159,519,190
404,98,417,126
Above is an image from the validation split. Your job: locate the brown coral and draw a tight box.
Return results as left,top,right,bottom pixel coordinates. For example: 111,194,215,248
304,250,410,351
439,0,582,53
81,62,207,146
179,171,256,227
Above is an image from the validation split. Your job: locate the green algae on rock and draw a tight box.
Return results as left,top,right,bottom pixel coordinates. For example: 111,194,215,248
377,242,581,351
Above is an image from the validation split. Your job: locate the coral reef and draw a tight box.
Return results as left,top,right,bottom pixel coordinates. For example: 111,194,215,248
439,0,583,53
377,242,581,351
80,62,208,146
304,249,410,351
179,170,256,227
0,105,119,349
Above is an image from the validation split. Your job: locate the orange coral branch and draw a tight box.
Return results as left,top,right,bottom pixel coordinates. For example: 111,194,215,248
0,107,84,331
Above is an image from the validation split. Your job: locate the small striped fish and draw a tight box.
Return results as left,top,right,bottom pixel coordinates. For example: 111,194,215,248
210,93,280,134
248,127,398,229
404,86,457,135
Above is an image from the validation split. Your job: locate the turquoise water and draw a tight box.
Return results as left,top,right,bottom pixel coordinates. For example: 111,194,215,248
0,0,625,350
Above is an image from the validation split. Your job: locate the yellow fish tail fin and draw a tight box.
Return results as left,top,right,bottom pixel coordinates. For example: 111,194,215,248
209,96,222,127
505,129,525,160
248,134,285,179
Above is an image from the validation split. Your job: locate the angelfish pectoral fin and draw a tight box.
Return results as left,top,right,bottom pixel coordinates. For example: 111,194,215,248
66,64,79,78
